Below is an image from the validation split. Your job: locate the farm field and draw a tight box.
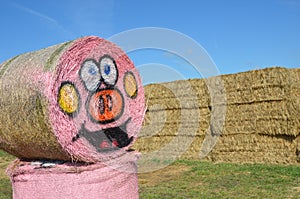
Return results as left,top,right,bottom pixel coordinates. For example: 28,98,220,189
0,150,299,199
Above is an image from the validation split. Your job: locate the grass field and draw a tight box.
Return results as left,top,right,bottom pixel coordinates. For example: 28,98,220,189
0,150,14,199
0,150,299,199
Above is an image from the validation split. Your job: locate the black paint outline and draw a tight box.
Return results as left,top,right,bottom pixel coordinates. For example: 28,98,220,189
72,118,133,152
99,55,119,87
79,58,101,92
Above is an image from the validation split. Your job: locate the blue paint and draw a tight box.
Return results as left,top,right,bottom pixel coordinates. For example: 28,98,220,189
104,64,111,75
88,66,97,75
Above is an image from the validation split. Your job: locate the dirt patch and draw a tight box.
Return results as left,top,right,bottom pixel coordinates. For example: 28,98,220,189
138,163,191,186
293,186,300,192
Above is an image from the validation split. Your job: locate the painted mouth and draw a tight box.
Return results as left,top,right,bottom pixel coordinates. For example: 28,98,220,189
72,118,133,152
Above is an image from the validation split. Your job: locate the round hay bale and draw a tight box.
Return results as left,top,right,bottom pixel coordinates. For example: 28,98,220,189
0,36,145,163
7,153,139,199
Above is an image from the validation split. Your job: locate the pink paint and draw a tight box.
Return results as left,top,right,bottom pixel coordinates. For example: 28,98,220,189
3,36,144,198
46,36,145,163
7,152,139,199
1,36,145,162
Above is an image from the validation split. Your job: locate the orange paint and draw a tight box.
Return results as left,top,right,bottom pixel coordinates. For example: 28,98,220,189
88,89,124,123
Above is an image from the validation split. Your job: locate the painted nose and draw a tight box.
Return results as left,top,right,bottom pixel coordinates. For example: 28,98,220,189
88,88,124,124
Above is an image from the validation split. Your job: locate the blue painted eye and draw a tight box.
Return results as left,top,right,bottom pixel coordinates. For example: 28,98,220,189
80,60,100,91
100,56,117,86
88,67,97,75
104,64,111,75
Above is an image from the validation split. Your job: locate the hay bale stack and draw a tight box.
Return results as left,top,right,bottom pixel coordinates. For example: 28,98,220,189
1,36,145,199
221,67,295,136
133,67,300,164
137,80,208,161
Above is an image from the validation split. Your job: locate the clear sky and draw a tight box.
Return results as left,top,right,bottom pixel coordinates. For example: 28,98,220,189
0,0,299,84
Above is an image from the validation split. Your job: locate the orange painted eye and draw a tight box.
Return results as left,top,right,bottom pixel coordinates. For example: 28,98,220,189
58,82,80,115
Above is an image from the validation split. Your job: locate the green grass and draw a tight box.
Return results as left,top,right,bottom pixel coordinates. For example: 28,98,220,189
139,160,300,199
0,150,299,199
0,150,14,199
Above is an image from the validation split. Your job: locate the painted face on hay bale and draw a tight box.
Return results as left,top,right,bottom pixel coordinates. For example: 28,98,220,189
53,37,144,161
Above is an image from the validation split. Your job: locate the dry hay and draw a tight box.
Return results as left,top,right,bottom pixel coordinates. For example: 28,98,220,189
0,36,146,163
134,67,300,164
205,134,299,164
0,42,72,160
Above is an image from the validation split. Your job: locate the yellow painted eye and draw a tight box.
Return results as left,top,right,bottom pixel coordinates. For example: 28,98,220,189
124,71,138,99
58,82,80,115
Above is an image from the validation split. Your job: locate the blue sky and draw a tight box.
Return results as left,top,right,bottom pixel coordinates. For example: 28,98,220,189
0,0,299,84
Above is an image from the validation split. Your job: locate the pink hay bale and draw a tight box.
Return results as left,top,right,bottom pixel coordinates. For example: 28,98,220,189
0,36,145,163
7,152,139,199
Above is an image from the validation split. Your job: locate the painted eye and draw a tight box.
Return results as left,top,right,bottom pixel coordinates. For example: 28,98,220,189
124,71,138,98
80,60,100,91
58,82,80,116
99,55,118,86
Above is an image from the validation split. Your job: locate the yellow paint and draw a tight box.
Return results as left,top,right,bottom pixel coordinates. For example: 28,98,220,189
58,83,79,114
124,72,138,98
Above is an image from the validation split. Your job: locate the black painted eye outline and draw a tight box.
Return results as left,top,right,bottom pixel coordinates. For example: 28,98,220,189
79,59,101,92
99,55,118,86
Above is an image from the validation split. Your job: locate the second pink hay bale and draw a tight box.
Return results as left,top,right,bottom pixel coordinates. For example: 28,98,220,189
7,153,139,199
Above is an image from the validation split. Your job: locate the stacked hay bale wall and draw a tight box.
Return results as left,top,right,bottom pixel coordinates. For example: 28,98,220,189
133,67,300,164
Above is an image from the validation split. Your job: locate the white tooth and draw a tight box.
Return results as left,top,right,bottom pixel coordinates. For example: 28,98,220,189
31,161,42,166
41,163,56,168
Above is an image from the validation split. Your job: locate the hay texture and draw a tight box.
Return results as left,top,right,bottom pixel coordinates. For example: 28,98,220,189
0,36,145,163
134,67,300,164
